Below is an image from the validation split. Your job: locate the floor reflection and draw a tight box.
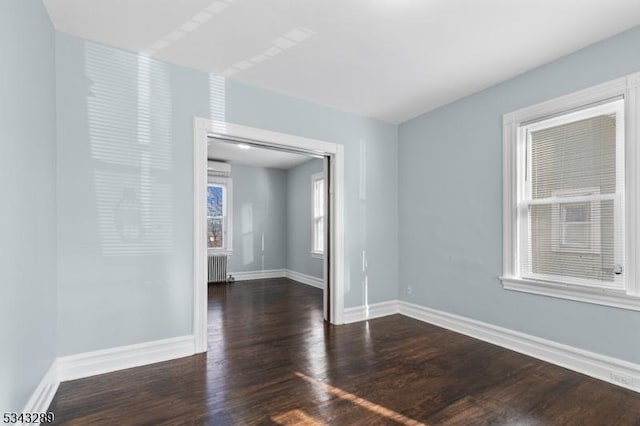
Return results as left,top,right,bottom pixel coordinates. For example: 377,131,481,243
205,278,425,424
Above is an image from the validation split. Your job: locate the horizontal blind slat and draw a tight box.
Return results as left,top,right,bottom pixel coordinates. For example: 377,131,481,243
523,193,617,206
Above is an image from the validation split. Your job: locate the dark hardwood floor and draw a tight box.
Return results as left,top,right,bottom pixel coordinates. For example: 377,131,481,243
50,278,640,425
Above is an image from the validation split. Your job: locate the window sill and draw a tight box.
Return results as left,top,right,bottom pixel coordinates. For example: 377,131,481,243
311,251,324,259
500,276,640,312
208,250,233,256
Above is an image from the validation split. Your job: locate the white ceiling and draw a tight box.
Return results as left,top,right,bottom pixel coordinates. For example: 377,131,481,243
208,139,314,169
44,0,640,123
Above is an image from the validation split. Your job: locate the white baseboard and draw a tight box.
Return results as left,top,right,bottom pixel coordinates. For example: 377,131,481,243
21,361,59,422
343,300,399,323
285,269,324,289
341,299,640,393
228,269,325,289
57,335,195,382
396,300,640,393
19,336,195,418
229,269,286,281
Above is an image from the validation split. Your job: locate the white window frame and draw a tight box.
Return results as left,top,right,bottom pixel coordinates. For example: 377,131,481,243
311,172,325,258
501,71,640,311
207,176,233,254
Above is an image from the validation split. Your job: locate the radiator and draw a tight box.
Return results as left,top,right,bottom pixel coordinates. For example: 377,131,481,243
208,254,228,283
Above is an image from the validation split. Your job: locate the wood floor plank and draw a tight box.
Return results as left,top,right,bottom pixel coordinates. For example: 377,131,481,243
49,278,640,425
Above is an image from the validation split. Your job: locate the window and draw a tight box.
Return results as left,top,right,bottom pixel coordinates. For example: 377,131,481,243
207,183,226,250
207,161,233,252
311,172,325,256
502,72,640,310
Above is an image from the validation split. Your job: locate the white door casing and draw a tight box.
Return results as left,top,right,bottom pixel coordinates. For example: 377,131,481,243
193,117,345,353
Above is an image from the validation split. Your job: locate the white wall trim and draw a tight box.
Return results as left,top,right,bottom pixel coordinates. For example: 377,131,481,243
21,361,59,420
502,73,637,125
228,269,324,288
330,144,345,324
343,300,399,324
230,269,286,281
285,269,324,289
57,336,195,382
193,121,209,354
19,337,195,418
396,300,640,393
501,276,640,311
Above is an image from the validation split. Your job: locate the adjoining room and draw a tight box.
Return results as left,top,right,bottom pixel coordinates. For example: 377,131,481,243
206,138,328,326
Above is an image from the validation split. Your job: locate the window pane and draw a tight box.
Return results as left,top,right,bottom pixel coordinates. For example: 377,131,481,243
207,185,224,217
529,200,613,282
562,202,590,223
314,178,324,217
312,175,325,253
525,105,621,286
530,114,616,199
317,179,324,213
316,218,324,252
207,218,224,249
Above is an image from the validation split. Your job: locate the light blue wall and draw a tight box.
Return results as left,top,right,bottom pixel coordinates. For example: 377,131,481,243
56,32,398,355
286,159,324,279
0,0,57,412
226,164,287,273
398,26,640,364
56,33,195,356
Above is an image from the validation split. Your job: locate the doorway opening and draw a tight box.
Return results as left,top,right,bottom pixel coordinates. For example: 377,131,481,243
192,118,344,353
206,138,327,321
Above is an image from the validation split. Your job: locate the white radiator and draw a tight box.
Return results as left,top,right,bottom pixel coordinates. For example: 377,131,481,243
208,254,228,283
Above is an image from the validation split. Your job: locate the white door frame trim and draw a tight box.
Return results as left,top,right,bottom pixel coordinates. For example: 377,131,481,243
193,117,345,353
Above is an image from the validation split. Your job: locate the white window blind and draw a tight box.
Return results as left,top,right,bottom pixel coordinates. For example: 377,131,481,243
518,99,625,289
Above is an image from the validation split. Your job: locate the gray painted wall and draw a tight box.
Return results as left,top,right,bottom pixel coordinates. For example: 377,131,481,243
227,164,287,273
223,160,324,279
286,159,324,279
0,0,57,412
398,25,640,364
56,32,398,356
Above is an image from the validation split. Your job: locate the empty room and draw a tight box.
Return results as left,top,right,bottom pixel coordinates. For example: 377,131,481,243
206,139,328,331
3,0,640,424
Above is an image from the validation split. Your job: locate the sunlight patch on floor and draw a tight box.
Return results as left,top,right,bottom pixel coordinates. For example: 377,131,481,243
294,372,427,426
271,409,326,426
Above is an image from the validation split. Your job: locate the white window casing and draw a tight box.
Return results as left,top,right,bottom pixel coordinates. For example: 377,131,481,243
501,71,640,311
207,161,233,254
311,172,325,257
